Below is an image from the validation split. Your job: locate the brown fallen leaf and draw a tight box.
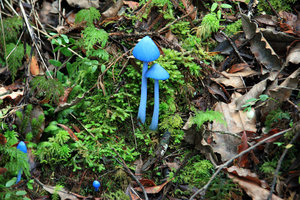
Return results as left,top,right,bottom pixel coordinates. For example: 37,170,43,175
0,168,7,175
241,14,281,70
102,0,123,18
228,63,252,73
285,42,300,65
228,174,283,200
211,68,258,89
237,131,249,167
66,0,99,8
124,1,139,10
57,124,79,141
134,178,173,194
59,87,74,105
210,92,256,161
30,56,39,76
0,134,7,145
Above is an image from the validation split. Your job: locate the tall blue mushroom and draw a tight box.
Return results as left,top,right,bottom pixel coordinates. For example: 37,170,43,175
132,36,160,124
16,141,27,184
145,63,169,130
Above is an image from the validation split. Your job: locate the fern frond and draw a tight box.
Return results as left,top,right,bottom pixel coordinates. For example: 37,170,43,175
192,110,225,129
0,16,23,46
75,7,100,26
6,43,24,81
31,76,64,103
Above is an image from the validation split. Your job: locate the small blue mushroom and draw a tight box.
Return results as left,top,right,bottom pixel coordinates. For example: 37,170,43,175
93,180,100,191
145,63,169,130
16,141,27,184
132,36,160,124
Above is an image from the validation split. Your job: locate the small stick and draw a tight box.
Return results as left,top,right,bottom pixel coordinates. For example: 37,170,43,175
189,128,292,200
220,31,247,64
267,130,300,200
112,148,149,200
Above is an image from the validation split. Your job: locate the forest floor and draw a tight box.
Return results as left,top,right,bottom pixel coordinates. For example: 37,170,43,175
0,0,300,199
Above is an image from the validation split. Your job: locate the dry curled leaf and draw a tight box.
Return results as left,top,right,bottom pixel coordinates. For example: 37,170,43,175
134,179,173,194
30,56,39,76
241,14,281,70
57,124,79,141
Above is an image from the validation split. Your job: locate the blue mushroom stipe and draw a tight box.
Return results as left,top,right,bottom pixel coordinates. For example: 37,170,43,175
93,180,100,191
145,63,169,130
132,36,160,124
16,141,27,184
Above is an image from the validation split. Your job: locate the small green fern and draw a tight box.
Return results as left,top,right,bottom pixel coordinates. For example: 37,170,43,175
31,76,64,103
192,110,225,129
196,13,220,40
75,7,101,26
81,26,109,60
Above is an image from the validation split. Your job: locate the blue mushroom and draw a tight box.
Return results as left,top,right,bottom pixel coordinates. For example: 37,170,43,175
132,36,160,124
16,141,27,184
145,63,169,130
93,180,100,191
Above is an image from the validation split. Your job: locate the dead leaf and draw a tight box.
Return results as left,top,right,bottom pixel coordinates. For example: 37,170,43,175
235,72,277,110
102,0,123,18
211,68,258,88
124,1,139,10
134,179,173,194
228,63,252,73
0,168,7,175
57,124,79,141
59,87,74,105
66,0,99,8
237,132,249,167
181,0,197,20
30,56,39,76
254,15,277,26
210,92,256,161
166,162,180,170
34,178,80,200
228,174,283,200
241,14,281,70
285,42,300,65
71,124,81,133
140,179,156,187
0,134,7,145
225,166,269,188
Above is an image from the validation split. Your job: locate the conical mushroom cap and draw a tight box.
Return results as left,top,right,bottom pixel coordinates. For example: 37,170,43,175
146,63,169,80
133,36,160,62
17,141,27,153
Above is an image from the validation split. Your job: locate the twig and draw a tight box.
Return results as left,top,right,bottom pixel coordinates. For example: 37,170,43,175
220,31,247,64
264,0,280,18
111,148,149,200
69,113,95,138
158,7,197,34
189,128,292,200
267,129,300,200
287,99,300,112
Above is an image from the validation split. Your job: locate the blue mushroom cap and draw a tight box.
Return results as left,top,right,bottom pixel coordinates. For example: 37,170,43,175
93,180,100,188
17,141,27,154
132,36,160,62
146,63,170,80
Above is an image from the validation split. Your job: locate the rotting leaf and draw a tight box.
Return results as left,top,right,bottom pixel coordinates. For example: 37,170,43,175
237,132,249,167
0,168,7,175
124,1,139,10
211,68,258,89
228,63,252,73
134,179,173,194
210,92,256,161
0,134,7,145
241,14,281,70
59,87,74,105
225,166,269,189
285,42,300,65
102,0,123,18
228,173,283,200
57,124,79,141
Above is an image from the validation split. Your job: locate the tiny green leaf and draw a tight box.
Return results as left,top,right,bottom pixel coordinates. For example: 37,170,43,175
16,190,27,196
285,144,293,149
6,177,17,187
211,3,218,12
49,59,62,67
61,34,69,43
259,94,269,101
220,4,232,9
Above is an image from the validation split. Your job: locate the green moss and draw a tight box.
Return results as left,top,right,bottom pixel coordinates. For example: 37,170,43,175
257,0,296,13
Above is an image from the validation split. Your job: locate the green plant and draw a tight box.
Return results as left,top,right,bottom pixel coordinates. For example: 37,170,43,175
0,177,30,200
31,76,64,103
265,109,290,131
242,94,269,112
52,184,64,200
192,110,225,129
75,7,101,26
6,43,24,81
257,0,296,13
0,16,23,46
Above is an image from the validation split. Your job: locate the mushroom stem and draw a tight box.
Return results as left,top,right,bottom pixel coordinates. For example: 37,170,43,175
137,62,148,124
149,79,160,130
16,170,22,183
